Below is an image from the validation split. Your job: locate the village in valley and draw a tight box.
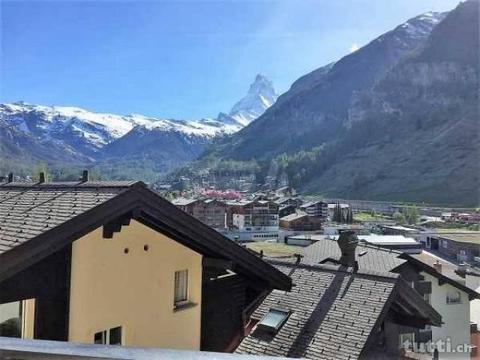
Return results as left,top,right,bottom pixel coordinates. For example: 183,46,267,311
0,172,479,359
160,182,480,359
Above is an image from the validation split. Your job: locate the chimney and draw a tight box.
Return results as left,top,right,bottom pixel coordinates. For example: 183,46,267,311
456,262,468,277
81,170,89,182
38,172,46,183
7,173,13,183
433,260,442,273
337,230,359,270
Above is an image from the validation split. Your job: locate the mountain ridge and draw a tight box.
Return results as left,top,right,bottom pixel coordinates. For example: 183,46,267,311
0,74,277,180
179,3,479,206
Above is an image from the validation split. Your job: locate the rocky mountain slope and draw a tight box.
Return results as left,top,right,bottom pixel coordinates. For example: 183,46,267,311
0,74,276,180
197,2,479,206
209,11,447,160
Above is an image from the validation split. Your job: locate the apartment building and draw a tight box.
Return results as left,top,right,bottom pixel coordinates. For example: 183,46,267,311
226,200,279,241
299,200,328,219
172,198,227,229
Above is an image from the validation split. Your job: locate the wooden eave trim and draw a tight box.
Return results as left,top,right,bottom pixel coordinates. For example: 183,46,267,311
135,188,292,291
400,254,480,300
0,189,141,283
0,186,292,292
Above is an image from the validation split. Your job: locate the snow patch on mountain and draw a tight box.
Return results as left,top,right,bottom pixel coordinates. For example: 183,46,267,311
225,74,278,126
0,102,242,153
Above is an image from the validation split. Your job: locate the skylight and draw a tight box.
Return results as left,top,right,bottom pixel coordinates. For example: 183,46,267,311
257,309,290,334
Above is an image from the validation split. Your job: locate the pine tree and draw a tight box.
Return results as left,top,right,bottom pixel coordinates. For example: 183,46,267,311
333,203,342,223
346,208,353,224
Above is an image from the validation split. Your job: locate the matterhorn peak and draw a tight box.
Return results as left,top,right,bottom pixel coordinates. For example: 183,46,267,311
225,74,278,127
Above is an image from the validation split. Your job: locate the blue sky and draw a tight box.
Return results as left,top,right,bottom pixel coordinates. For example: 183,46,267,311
1,0,460,119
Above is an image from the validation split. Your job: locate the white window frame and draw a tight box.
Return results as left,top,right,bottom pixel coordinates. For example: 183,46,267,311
174,269,189,307
94,326,122,345
446,290,461,304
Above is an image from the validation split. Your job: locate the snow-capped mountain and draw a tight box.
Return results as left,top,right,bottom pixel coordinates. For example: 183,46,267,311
0,102,241,156
217,74,278,127
0,74,277,179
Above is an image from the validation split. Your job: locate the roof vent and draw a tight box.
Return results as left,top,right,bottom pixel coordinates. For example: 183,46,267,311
456,262,468,277
433,260,442,273
81,170,89,182
337,230,359,270
257,309,290,334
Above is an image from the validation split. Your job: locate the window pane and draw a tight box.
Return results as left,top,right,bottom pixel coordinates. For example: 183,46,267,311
109,327,122,345
258,309,290,333
446,291,461,304
0,301,22,338
174,270,188,305
94,330,107,344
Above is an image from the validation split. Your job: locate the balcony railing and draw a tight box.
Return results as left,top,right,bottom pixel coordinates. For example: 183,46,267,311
0,337,291,360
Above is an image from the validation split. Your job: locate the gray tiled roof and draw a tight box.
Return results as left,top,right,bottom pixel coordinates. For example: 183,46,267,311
0,181,136,255
236,261,399,359
303,238,406,272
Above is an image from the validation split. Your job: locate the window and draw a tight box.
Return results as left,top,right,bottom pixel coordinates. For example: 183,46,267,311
257,309,290,334
94,326,122,345
109,327,122,345
174,270,189,307
0,299,35,339
423,293,431,304
442,240,448,249
94,330,107,344
400,333,415,349
446,291,461,304
0,301,22,338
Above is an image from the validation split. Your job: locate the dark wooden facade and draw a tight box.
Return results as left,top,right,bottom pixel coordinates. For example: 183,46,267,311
0,246,71,341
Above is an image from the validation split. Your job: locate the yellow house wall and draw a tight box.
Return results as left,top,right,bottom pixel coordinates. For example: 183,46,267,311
68,220,202,350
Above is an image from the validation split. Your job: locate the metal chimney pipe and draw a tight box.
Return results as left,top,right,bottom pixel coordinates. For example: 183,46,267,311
81,170,89,182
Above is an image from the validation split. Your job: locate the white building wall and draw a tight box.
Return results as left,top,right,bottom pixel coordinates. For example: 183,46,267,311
423,272,471,359
232,214,245,230
466,274,480,328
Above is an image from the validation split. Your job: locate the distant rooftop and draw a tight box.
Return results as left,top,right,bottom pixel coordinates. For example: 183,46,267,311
301,237,406,273
383,225,418,232
411,251,466,285
430,230,480,244
333,234,420,246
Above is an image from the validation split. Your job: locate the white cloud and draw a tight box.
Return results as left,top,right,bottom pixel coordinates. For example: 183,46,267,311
349,43,360,53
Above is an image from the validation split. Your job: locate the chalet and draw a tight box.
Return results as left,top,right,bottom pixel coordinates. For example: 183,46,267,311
0,178,291,352
278,204,296,219
279,212,322,231
299,201,328,219
225,200,279,241
172,198,228,230
302,236,480,359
